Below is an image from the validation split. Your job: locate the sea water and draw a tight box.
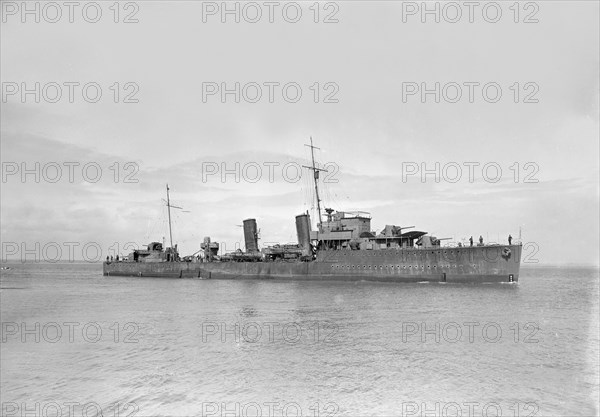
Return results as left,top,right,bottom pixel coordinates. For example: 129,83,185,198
1,263,598,416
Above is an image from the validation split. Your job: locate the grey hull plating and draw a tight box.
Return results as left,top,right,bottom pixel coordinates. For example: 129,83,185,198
103,244,521,283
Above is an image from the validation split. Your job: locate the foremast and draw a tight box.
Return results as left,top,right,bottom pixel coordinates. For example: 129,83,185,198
165,184,184,253
302,137,327,231
166,184,173,249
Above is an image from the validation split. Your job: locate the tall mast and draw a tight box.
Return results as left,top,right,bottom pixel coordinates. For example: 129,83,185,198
164,185,185,251
166,184,173,248
303,137,327,229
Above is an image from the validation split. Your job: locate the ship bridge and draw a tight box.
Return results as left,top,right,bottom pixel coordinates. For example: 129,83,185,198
309,209,426,250
312,210,372,242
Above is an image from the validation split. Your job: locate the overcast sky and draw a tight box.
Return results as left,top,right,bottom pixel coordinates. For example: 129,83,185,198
1,1,599,265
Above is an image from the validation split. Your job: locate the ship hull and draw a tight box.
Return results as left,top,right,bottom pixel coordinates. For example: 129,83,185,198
103,245,521,283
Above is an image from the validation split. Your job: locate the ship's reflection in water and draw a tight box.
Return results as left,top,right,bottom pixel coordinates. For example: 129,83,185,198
1,263,598,416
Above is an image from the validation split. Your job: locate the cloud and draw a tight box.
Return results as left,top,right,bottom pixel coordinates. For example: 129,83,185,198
1,2,598,265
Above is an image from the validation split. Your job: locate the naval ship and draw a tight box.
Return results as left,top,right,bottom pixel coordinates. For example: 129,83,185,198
103,140,521,283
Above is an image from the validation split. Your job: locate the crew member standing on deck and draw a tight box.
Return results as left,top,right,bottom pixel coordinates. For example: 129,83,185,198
479,236,484,245
508,234,512,245
469,236,473,247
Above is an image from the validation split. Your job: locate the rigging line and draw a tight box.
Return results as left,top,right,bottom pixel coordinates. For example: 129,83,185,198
146,209,162,239
144,200,164,240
